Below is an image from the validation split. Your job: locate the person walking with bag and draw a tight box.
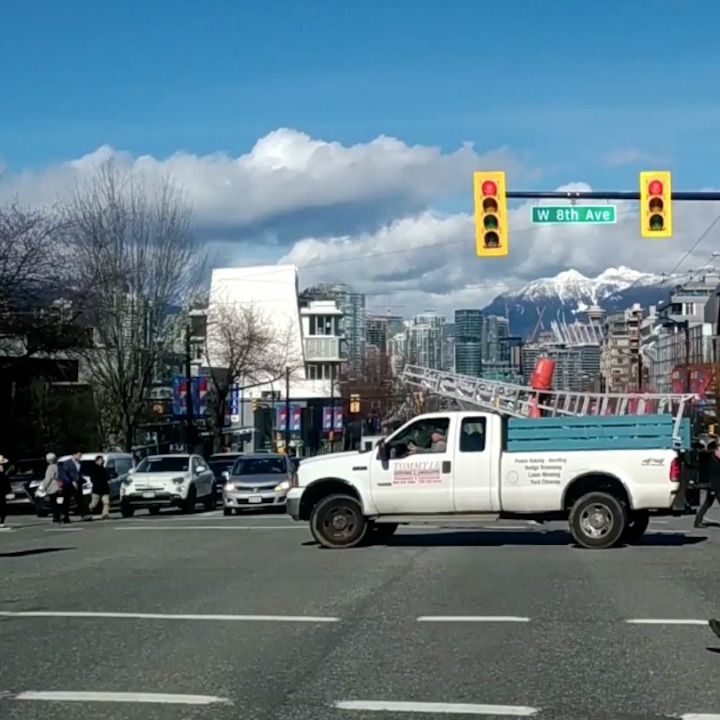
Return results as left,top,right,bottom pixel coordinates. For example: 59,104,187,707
88,456,111,519
41,453,63,524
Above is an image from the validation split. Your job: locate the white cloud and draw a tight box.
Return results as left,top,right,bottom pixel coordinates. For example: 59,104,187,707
0,129,530,241
280,184,720,316
4,129,718,318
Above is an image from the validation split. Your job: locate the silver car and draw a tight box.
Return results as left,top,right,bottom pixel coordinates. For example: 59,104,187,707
222,453,295,515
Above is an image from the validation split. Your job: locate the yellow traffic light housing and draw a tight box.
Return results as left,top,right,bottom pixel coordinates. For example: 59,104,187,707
640,171,672,238
474,171,508,257
251,398,258,413
349,394,361,413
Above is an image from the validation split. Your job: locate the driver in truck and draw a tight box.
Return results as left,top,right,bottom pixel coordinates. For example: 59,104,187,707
408,431,447,454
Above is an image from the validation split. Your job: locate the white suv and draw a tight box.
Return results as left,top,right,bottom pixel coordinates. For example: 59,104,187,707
120,454,215,517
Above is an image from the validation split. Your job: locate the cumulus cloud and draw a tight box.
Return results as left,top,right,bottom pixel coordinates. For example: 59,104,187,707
4,129,718,317
0,129,530,244
281,183,720,316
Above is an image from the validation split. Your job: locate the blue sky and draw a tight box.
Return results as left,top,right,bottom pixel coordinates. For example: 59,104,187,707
3,0,720,189
2,0,720,314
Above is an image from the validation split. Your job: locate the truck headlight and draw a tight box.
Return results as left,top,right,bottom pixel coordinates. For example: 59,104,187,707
274,480,291,493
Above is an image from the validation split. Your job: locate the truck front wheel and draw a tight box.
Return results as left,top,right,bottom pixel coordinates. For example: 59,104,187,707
569,492,627,549
310,494,368,549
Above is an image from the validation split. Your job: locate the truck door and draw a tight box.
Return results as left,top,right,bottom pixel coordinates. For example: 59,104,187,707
369,416,455,514
453,415,496,512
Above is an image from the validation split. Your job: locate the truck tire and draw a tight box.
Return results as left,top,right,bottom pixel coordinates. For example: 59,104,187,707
622,510,650,544
569,492,628,549
310,494,368,549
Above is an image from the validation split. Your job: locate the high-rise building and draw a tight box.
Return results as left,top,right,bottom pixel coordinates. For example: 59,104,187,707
366,316,389,354
454,309,483,377
442,322,456,372
407,311,444,370
482,315,509,363
600,305,644,393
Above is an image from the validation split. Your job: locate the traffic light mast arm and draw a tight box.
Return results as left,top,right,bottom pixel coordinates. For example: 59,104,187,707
503,190,720,201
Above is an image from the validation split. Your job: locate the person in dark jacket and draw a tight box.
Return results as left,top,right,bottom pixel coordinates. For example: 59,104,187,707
59,451,92,521
88,456,110,519
695,443,720,528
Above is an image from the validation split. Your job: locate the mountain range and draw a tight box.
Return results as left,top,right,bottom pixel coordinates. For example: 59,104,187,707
481,266,685,340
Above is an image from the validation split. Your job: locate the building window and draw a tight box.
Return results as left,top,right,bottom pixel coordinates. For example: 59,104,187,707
309,316,337,336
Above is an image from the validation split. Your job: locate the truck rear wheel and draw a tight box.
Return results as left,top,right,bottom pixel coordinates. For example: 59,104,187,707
310,494,368,549
622,510,650,544
569,492,627,549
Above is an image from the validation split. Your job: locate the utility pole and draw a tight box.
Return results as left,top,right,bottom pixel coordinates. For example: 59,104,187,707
284,366,291,454
329,362,335,451
184,322,195,453
636,353,644,392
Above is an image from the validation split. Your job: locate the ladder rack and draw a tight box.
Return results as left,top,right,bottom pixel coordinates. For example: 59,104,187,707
401,365,697,444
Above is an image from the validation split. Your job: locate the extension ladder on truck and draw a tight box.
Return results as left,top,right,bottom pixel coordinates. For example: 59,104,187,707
401,364,697,447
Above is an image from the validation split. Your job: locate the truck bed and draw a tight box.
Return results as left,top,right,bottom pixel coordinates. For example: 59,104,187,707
506,414,691,453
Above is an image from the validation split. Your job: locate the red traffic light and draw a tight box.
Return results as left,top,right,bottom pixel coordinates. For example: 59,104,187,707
648,179,664,196
482,180,498,196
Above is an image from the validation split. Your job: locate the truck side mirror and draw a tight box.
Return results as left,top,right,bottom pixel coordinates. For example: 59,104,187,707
377,440,389,464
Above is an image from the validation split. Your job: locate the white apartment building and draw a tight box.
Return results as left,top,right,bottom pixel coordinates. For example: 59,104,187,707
205,265,342,401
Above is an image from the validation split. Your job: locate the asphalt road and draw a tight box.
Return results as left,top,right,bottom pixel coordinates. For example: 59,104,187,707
2,508,720,720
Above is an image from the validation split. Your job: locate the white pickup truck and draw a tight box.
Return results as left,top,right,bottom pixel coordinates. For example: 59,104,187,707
286,410,691,549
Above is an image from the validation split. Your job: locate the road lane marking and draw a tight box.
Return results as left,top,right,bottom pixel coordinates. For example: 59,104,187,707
13,691,230,705
626,619,709,626
112,525,305,531
0,611,339,623
682,715,720,720
45,527,84,532
417,616,530,623
334,701,539,715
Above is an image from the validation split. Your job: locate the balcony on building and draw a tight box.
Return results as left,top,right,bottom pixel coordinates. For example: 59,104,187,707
300,299,345,363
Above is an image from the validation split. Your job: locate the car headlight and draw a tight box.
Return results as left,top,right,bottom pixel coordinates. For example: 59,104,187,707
274,480,291,493
224,479,234,490
172,477,186,485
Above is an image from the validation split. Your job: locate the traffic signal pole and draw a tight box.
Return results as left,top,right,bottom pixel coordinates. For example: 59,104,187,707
504,190,720,201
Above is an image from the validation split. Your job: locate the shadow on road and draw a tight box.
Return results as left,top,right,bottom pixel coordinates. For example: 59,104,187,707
0,547,74,559
382,530,707,548
303,530,707,549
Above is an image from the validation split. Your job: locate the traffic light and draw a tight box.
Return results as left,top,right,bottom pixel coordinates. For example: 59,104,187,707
349,394,361,413
640,171,672,238
251,398,258,413
474,171,508,257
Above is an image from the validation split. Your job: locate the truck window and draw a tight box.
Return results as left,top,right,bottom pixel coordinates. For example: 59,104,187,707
389,417,450,457
459,417,486,453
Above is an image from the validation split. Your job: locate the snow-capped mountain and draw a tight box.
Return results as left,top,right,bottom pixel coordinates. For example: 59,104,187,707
482,266,681,340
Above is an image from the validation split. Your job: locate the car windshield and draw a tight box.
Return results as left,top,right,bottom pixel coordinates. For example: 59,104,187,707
136,457,189,473
7,459,46,476
232,458,286,475
208,460,236,476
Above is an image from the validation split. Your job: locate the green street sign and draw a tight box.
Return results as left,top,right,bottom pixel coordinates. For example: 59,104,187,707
531,205,617,225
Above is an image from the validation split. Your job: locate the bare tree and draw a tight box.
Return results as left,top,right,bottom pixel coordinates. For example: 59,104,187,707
0,201,89,364
342,351,408,425
203,298,298,446
64,159,205,450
